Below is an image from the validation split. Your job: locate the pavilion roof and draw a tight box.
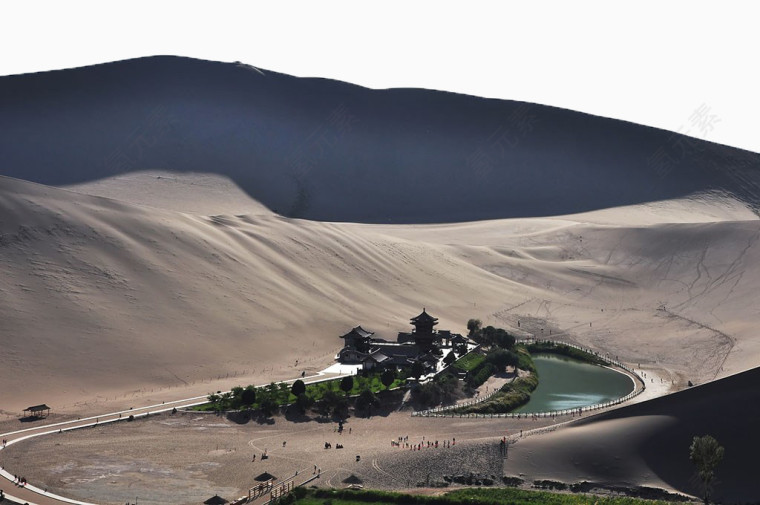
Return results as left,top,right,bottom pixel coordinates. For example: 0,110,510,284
24,404,51,412
340,326,374,339
254,471,277,482
410,309,438,325
204,495,228,505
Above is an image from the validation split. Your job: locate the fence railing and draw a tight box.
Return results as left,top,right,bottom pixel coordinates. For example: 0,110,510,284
412,338,646,419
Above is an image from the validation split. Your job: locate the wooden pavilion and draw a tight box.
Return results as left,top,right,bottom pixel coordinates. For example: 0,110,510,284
23,404,51,418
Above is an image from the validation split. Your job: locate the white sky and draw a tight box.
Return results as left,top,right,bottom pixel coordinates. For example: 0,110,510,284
2,1,758,153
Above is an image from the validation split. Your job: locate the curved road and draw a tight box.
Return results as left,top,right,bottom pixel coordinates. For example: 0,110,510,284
0,372,347,505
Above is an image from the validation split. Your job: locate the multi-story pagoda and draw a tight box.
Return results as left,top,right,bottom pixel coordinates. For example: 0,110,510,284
408,308,441,350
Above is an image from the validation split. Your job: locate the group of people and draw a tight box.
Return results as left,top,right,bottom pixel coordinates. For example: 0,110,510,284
251,448,268,462
393,435,456,451
323,442,343,449
12,475,27,487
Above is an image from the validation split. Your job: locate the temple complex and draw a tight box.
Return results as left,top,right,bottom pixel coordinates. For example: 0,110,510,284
336,309,471,375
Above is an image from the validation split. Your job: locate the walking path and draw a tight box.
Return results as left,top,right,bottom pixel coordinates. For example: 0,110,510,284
0,353,671,505
0,371,349,505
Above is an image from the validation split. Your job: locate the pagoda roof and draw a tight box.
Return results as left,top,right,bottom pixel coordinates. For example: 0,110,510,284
363,351,390,363
410,309,438,325
370,343,420,358
340,326,374,339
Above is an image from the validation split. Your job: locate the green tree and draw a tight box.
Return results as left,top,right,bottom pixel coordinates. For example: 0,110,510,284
258,392,278,417
411,360,425,381
467,318,482,336
278,381,291,401
320,390,348,419
486,348,519,371
443,350,457,366
219,391,233,410
294,393,314,414
381,369,395,390
340,375,354,397
690,435,725,504
355,389,379,417
493,330,516,349
241,386,256,407
291,379,306,397
207,393,220,409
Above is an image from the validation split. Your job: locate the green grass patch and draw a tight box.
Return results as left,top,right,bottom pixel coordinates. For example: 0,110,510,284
514,344,537,373
452,351,485,372
454,374,538,414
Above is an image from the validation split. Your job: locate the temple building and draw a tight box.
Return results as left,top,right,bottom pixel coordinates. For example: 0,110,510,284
397,309,441,351
336,308,471,375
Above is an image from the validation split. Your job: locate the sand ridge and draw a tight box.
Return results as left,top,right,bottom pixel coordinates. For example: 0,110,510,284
2,173,760,502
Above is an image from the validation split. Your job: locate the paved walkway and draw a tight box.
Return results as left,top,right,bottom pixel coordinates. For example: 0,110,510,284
0,371,350,505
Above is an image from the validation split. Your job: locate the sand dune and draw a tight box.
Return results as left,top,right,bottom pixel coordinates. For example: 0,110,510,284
2,56,760,501
505,366,760,502
2,174,760,419
63,170,272,216
2,56,760,223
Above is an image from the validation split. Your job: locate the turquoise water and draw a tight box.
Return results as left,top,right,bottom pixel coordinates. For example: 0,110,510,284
512,353,634,413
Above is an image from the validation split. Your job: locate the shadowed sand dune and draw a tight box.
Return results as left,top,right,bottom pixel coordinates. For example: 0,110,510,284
1,56,760,223
505,366,760,502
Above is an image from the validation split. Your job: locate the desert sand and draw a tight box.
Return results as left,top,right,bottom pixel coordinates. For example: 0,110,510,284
2,169,759,502
2,173,758,415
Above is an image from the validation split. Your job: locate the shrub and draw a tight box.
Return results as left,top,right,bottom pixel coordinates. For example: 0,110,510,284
502,476,524,487
526,342,604,366
485,348,519,371
533,479,568,490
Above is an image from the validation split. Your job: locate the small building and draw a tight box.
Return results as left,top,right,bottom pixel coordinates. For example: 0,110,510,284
23,404,51,418
337,347,369,364
339,326,374,353
361,352,389,371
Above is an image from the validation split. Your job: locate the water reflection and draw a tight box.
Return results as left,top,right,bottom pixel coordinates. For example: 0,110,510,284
512,354,633,413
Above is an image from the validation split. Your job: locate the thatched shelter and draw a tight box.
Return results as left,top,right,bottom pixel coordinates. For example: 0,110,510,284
203,495,228,505
254,471,277,482
342,474,363,484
